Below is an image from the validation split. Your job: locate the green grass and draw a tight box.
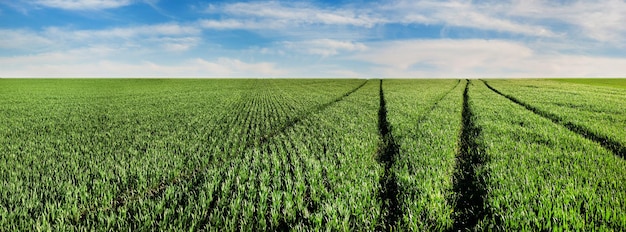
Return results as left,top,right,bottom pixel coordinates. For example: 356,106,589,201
0,79,367,230
384,79,463,230
486,79,626,158
550,78,626,89
470,80,626,230
97,80,383,231
0,78,624,230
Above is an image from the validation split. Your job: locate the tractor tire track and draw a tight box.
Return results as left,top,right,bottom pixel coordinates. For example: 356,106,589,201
482,80,625,159
451,80,489,231
376,79,402,231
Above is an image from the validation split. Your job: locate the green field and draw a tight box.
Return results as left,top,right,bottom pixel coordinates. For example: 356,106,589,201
1,78,625,231
550,78,626,89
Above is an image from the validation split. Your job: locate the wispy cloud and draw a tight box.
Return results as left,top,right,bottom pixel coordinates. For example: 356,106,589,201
33,0,134,10
354,39,626,78
0,29,55,52
156,37,201,52
1,23,202,55
199,1,385,41
0,55,286,77
379,0,557,37
201,0,624,42
201,0,558,38
507,0,626,43
210,2,382,27
0,46,118,66
200,19,278,30
2,0,626,78
52,23,201,39
355,39,533,75
283,39,367,56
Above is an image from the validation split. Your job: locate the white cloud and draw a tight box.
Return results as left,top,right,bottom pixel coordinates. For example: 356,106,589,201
199,2,386,43
156,37,201,52
0,29,55,51
0,25,285,77
283,39,367,56
201,1,620,43
508,0,626,43
354,39,626,78
3,36,626,78
33,0,133,10
0,23,202,55
0,46,117,65
200,19,247,29
357,39,533,71
213,58,285,76
200,2,384,41
382,0,556,37
200,19,281,30
327,69,363,78
203,1,556,38
221,2,382,27
0,55,286,77
52,23,201,40
3,1,626,78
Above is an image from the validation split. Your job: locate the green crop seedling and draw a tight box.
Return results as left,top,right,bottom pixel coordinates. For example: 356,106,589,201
1,78,624,231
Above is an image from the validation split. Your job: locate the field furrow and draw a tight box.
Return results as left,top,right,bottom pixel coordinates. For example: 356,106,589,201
375,80,402,230
451,80,489,231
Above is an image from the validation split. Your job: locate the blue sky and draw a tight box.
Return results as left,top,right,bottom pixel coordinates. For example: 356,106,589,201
1,0,626,77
